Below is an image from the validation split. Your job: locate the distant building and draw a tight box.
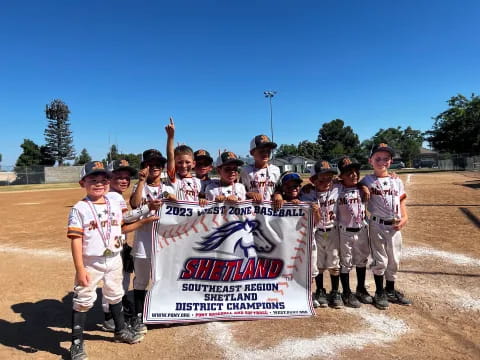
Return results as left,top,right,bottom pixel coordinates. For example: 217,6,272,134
271,156,316,174
414,147,439,168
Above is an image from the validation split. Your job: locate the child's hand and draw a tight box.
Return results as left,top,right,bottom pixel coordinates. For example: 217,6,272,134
138,166,149,182
393,217,407,231
225,195,239,204
359,184,370,202
165,117,175,138
199,198,208,207
165,193,176,201
148,199,162,211
215,195,226,203
247,192,263,203
76,269,90,287
290,199,301,205
141,216,160,224
272,193,284,210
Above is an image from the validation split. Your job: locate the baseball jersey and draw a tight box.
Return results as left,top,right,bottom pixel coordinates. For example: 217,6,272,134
239,164,280,201
337,186,367,228
106,191,128,212
300,184,339,230
67,197,123,257
167,171,202,201
199,177,215,195
361,174,406,219
205,180,247,201
131,182,172,259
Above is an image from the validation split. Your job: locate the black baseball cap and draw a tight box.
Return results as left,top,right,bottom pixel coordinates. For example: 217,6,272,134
310,160,337,181
216,151,244,167
107,159,137,176
250,134,277,151
337,156,361,174
370,143,395,158
80,161,111,180
142,149,167,166
194,149,213,164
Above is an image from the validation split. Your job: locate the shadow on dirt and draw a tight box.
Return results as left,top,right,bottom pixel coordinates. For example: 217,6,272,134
0,289,110,358
399,269,480,277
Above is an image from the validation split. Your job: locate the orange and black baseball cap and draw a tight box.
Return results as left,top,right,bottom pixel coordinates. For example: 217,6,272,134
142,149,167,167
80,161,111,180
370,143,395,158
337,156,361,174
107,159,137,176
194,149,213,164
310,160,337,181
249,134,277,151
216,151,244,167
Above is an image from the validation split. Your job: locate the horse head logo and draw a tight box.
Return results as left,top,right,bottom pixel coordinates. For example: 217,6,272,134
196,219,274,258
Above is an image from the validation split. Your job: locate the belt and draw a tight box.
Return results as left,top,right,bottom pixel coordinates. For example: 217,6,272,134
371,216,394,226
345,227,363,232
317,226,336,232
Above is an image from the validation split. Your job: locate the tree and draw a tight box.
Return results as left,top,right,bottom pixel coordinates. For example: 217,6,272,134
14,139,48,184
15,139,43,167
297,140,322,160
44,99,75,166
276,144,298,158
74,148,92,165
317,119,360,159
106,144,120,163
426,94,480,154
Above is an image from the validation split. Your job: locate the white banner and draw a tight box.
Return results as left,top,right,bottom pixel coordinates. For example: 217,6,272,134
144,201,314,323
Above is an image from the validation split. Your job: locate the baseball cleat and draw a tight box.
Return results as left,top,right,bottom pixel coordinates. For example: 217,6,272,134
315,288,329,308
70,339,88,360
355,288,373,304
328,290,344,309
373,291,389,310
130,314,148,335
386,289,412,306
101,318,115,332
114,325,144,344
342,291,361,308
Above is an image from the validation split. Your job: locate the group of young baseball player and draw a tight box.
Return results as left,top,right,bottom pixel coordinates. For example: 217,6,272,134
66,118,411,360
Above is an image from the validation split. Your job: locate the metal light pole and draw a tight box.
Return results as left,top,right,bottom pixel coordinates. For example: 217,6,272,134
264,90,277,142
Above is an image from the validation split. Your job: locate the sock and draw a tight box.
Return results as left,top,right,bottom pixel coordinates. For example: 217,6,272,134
122,295,134,319
356,267,367,291
340,273,351,294
314,273,323,292
374,274,384,294
72,310,87,342
330,274,340,292
134,289,147,316
104,311,112,321
109,301,125,333
385,280,395,292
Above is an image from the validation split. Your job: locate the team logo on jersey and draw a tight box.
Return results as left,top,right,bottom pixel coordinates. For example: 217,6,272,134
196,219,274,258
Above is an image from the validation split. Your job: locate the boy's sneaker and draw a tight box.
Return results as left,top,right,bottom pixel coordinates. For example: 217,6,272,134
130,314,148,335
355,288,373,304
342,291,361,308
114,325,144,344
315,288,328,308
373,291,389,310
328,290,344,309
101,318,115,332
386,289,412,306
70,339,88,360
312,295,321,308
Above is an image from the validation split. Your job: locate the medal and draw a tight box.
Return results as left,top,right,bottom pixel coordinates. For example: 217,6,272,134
103,249,113,256
85,196,113,256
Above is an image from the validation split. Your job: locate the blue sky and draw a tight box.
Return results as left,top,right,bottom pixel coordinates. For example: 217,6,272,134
1,0,479,166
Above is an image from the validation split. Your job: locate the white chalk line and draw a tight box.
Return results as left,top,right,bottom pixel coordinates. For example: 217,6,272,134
405,173,412,186
0,244,70,260
207,307,409,359
403,246,480,267
15,202,41,205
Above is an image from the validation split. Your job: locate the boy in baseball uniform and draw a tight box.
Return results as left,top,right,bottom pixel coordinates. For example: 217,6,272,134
300,161,343,309
67,162,144,360
129,149,173,334
205,151,246,202
336,157,372,308
240,134,281,203
165,118,205,204
361,143,411,309
194,149,215,196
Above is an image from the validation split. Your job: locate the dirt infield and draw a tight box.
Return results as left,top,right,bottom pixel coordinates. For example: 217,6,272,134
0,172,479,359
